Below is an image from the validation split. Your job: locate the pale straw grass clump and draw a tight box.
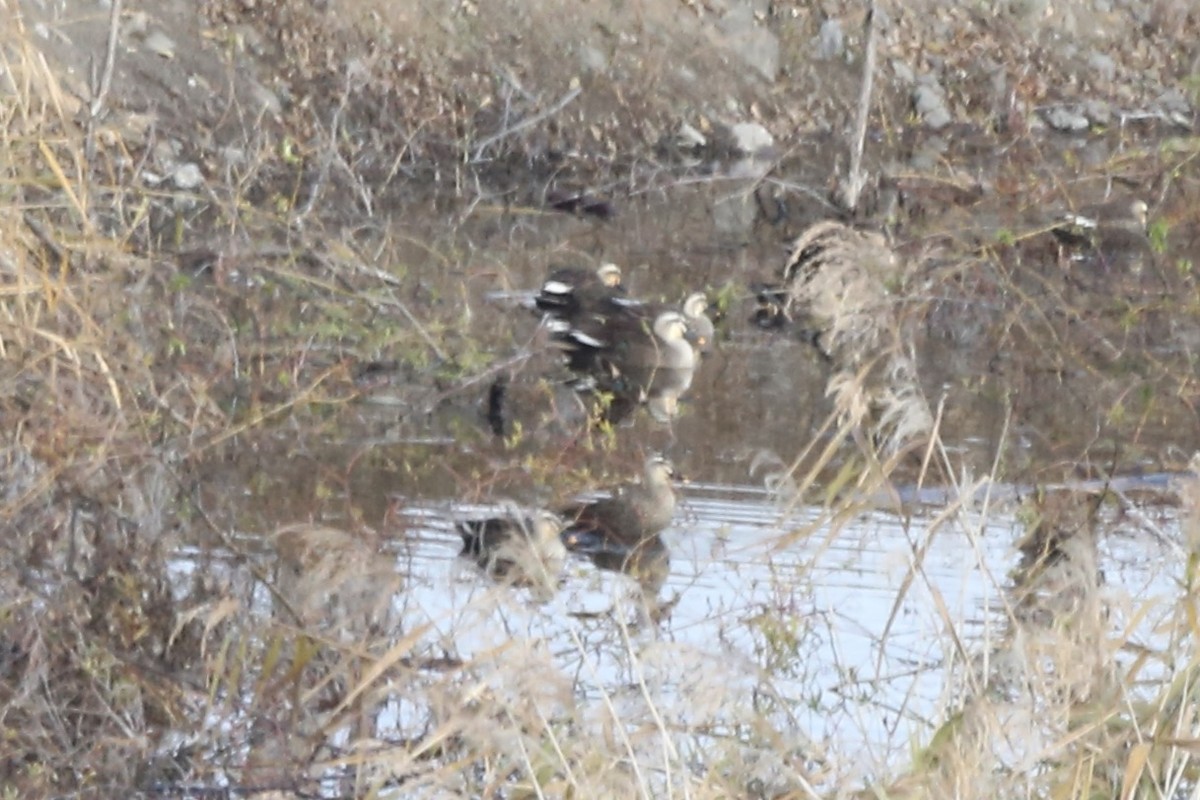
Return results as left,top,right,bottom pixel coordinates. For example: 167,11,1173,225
869,477,1200,800
1180,453,1200,562
779,221,904,367
772,220,934,464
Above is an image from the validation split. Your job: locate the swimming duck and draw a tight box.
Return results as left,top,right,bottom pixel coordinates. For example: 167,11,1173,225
561,309,697,374
560,456,679,556
680,292,716,354
535,263,624,327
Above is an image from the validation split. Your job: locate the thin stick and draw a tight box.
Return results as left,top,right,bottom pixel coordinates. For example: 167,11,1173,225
89,0,122,118
294,68,354,224
471,86,581,162
840,0,878,212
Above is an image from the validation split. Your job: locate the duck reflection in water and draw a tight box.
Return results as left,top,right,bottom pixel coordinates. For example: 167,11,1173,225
591,362,695,426
559,310,698,425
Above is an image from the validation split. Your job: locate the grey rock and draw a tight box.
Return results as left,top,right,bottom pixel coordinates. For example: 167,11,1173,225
578,44,608,74
913,84,952,130
729,27,780,82
729,121,774,155
1042,105,1090,132
1082,99,1111,126
143,30,176,60
717,6,779,82
816,18,844,60
171,163,204,190
1156,87,1192,116
1086,51,1116,82
891,59,915,85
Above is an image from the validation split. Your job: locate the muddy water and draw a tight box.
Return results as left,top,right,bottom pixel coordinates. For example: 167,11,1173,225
194,131,1199,777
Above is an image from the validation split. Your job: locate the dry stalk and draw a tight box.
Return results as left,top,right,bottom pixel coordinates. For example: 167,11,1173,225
471,85,582,163
85,0,122,168
839,0,879,213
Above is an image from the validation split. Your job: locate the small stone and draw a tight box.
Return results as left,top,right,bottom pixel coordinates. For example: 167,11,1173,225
171,163,204,190
913,84,952,130
1082,99,1111,125
891,59,915,85
1042,105,1090,132
729,122,774,155
816,18,844,60
1086,51,1116,82
143,30,176,59
578,45,608,74
1156,87,1192,116
717,8,780,83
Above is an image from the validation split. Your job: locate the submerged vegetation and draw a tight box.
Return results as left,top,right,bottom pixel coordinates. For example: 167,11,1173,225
2,0,1200,797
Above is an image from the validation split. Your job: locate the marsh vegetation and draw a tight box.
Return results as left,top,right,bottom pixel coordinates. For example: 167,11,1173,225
2,1,1199,797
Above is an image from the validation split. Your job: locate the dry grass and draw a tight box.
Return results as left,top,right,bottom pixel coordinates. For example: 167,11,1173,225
2,2,1200,799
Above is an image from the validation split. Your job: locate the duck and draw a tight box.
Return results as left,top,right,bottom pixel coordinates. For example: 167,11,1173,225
680,292,716,354
556,309,698,424
457,509,567,589
1050,198,1148,247
534,263,624,327
561,309,698,374
616,292,714,352
560,456,679,557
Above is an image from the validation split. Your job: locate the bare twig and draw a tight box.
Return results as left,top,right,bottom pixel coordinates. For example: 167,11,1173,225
22,212,68,268
471,85,582,163
294,67,355,225
84,0,122,166
839,0,879,212
89,0,122,117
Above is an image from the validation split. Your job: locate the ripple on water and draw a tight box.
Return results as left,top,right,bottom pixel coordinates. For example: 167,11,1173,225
173,478,1186,777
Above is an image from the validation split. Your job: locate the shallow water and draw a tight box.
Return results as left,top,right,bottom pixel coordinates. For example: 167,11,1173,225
184,129,1200,788
357,476,1182,777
